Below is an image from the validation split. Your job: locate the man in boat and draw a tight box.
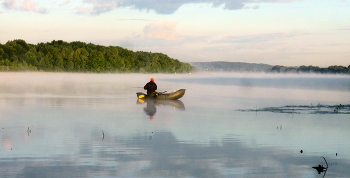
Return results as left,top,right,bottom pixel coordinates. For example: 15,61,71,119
144,78,157,96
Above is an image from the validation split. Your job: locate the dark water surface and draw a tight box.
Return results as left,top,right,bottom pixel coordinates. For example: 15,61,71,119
0,72,349,178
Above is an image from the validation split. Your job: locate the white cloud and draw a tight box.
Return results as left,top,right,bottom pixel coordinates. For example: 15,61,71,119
1,0,47,13
0,0,302,15
75,4,93,14
210,32,303,44
64,0,72,4
76,0,302,15
21,0,35,11
143,22,177,40
2,0,17,9
81,0,120,14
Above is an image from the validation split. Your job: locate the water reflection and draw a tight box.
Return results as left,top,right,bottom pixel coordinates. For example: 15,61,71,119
2,130,348,178
1,73,350,177
137,98,185,120
142,98,157,120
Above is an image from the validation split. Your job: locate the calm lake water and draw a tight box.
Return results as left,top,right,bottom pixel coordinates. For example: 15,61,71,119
0,72,349,178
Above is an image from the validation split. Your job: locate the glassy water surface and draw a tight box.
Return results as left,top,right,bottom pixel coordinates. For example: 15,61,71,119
0,72,349,178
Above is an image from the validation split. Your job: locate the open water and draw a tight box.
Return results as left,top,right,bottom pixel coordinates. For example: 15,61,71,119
0,72,349,178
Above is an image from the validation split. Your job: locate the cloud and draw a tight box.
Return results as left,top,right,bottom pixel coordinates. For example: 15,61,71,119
88,0,118,13
36,6,47,13
143,21,177,40
117,18,153,21
1,0,47,13
80,0,119,14
75,4,93,14
212,0,246,10
337,26,350,31
2,0,17,9
21,0,37,11
63,0,72,4
79,0,302,15
210,32,301,44
0,0,302,14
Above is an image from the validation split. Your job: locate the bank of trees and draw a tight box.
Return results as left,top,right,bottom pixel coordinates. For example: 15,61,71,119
0,39,193,73
270,65,350,74
190,61,273,72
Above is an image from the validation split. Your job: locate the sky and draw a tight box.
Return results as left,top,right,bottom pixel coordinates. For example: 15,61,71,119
0,0,349,67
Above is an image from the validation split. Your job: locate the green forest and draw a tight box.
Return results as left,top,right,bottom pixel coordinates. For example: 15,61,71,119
0,39,193,73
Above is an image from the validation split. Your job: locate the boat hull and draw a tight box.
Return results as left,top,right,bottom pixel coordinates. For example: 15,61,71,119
137,98,185,110
137,89,185,100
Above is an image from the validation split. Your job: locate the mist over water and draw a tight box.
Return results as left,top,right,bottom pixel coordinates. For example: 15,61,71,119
174,72,350,91
0,72,349,178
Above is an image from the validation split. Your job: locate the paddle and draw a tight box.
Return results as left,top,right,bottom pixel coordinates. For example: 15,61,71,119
157,91,167,94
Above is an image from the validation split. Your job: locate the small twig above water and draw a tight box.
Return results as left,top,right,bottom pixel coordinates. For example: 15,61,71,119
27,127,31,136
149,132,153,140
312,156,328,178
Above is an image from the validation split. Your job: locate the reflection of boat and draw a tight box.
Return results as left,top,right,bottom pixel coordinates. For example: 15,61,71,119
137,98,185,120
157,100,185,110
136,89,186,100
137,98,185,110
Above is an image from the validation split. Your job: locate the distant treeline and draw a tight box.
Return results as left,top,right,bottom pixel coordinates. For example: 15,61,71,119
0,39,193,73
190,61,273,72
270,65,350,74
191,61,350,74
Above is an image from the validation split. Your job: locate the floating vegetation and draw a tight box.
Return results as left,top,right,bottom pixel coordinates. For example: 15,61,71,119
238,104,350,114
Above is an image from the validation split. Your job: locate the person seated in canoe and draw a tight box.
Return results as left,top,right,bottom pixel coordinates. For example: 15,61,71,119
144,78,157,97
